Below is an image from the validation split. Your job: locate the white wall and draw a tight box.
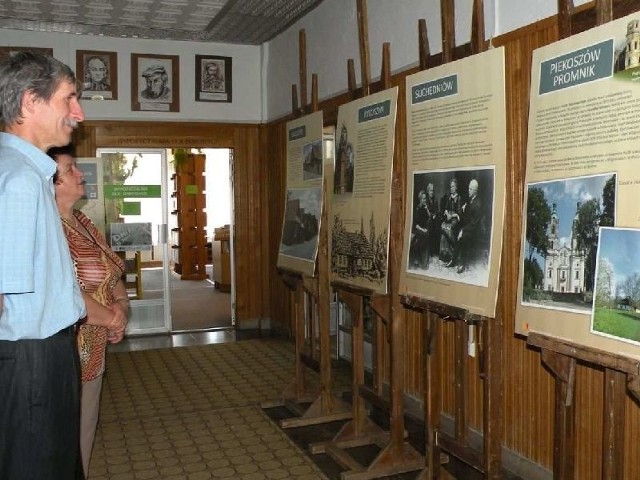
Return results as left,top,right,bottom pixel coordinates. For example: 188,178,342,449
0,0,596,124
0,28,263,123
264,0,592,121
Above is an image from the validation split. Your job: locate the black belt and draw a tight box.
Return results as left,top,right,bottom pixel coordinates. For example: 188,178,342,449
53,325,76,337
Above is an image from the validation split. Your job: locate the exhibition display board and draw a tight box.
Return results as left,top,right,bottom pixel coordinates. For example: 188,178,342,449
277,111,325,276
516,11,640,359
400,47,507,317
328,87,399,295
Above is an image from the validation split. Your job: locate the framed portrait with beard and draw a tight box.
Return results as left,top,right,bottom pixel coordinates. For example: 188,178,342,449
131,53,180,112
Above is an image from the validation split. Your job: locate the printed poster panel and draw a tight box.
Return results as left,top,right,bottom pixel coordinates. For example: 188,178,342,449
516,12,640,359
109,222,152,252
399,47,506,317
75,158,106,235
277,111,324,276
328,87,398,295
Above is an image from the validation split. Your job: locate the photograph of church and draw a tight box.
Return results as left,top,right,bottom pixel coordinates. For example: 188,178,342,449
522,173,616,313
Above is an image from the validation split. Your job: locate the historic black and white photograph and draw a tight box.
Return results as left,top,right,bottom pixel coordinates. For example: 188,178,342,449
522,173,616,313
591,227,640,346
407,167,495,287
131,53,180,112
333,124,354,195
302,140,323,181
195,54,232,103
279,188,321,261
76,50,117,100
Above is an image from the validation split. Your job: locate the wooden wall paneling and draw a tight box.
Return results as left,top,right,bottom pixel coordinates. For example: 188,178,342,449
625,393,640,479
265,122,292,334
233,125,269,326
574,364,605,479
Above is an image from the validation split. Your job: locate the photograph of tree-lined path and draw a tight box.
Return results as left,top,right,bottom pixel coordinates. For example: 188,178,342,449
592,227,640,345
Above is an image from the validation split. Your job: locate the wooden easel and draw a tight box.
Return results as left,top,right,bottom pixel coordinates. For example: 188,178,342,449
527,333,640,479
268,28,352,429
310,1,424,478
400,1,504,478
526,2,640,478
402,295,502,479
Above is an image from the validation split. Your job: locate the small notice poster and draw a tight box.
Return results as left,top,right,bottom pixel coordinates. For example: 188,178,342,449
327,87,398,295
516,12,640,359
76,158,106,235
399,47,507,317
277,111,325,276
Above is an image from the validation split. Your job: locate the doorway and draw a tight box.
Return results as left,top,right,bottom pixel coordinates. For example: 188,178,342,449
93,147,235,335
168,148,234,331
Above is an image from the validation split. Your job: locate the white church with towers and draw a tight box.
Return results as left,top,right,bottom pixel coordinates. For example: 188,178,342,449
544,202,586,294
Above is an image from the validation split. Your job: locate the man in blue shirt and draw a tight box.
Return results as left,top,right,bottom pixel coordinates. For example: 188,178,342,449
0,52,87,479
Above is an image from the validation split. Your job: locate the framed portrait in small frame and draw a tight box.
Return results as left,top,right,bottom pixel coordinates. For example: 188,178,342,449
195,55,232,103
76,50,118,100
131,53,180,112
0,46,53,60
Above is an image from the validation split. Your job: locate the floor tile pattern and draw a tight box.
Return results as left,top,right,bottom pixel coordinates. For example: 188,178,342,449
90,338,350,479
90,406,327,480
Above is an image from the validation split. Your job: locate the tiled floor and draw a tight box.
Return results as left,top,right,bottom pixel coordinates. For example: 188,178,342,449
103,330,526,480
94,335,331,479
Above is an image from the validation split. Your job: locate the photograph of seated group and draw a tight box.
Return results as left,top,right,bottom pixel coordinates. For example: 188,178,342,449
408,167,495,286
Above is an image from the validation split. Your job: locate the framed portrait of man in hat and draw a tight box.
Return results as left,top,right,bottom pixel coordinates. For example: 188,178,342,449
131,53,180,112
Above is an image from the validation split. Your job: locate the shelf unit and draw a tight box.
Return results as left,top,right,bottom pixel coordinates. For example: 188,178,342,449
170,153,207,280
116,251,143,299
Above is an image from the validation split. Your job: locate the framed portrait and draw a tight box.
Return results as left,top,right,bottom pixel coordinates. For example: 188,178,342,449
76,50,118,100
195,55,232,103
131,53,180,112
0,46,53,60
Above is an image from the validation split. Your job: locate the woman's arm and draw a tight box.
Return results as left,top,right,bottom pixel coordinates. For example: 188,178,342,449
111,279,130,314
82,292,127,332
108,279,130,344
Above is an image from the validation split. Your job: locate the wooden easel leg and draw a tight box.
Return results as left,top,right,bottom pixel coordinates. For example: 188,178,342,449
454,320,468,442
483,317,503,479
602,368,625,479
275,284,319,415
541,349,576,480
416,313,443,480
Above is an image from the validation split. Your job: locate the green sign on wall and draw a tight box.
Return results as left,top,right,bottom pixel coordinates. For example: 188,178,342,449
121,202,142,215
104,185,161,199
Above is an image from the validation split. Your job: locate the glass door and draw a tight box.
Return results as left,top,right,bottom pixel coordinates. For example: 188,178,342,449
96,148,171,335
